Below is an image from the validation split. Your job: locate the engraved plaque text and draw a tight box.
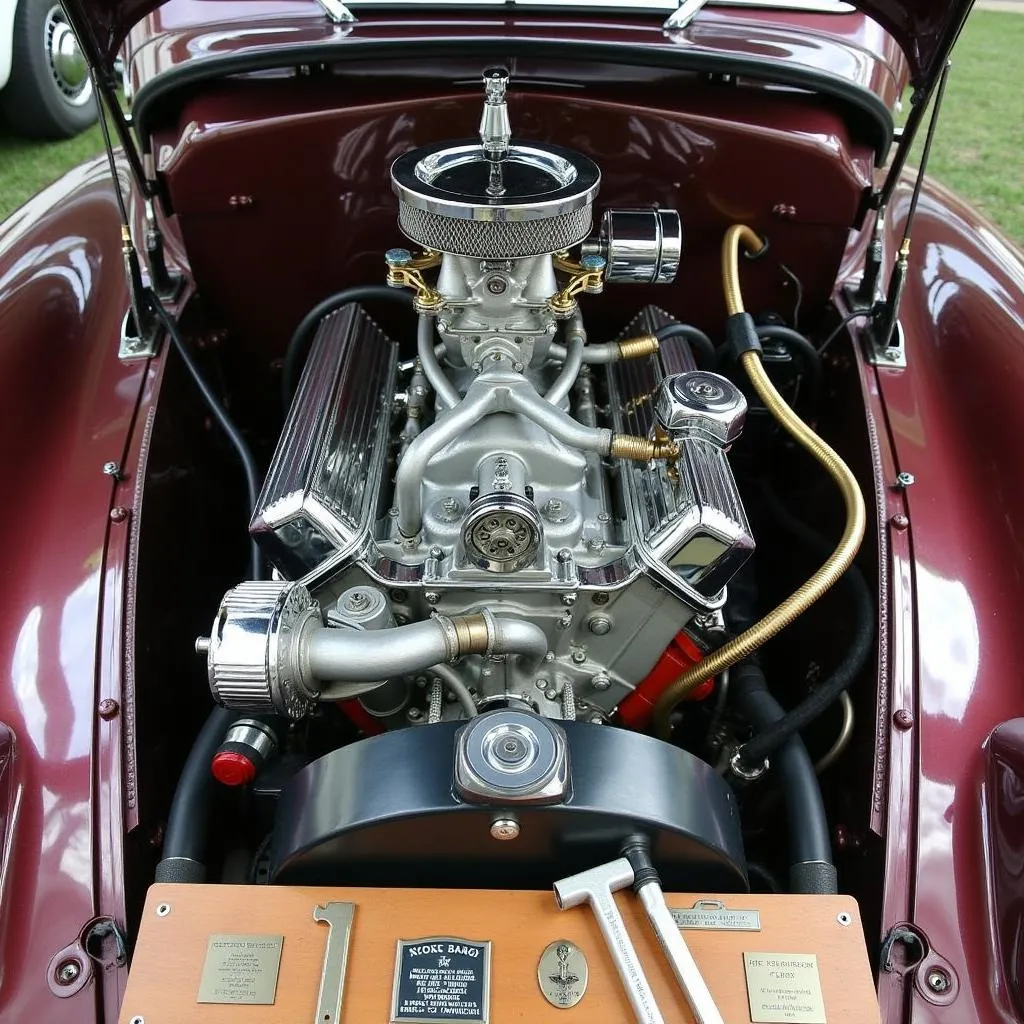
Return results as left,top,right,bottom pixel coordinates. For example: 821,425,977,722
197,933,283,1005
391,937,491,1023
671,900,762,932
743,952,827,1023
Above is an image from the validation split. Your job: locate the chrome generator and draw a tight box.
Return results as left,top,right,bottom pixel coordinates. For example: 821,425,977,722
204,68,754,729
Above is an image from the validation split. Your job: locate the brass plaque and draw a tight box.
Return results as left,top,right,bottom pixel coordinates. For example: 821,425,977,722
671,899,762,931
391,937,491,1023
743,952,827,1023
538,939,588,1009
196,933,284,1005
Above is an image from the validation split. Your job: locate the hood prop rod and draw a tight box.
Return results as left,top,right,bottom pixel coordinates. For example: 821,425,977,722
869,59,952,352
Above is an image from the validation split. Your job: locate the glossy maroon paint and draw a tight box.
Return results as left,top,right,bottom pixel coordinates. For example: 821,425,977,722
0,158,142,1020
984,720,1024,1022
123,4,905,113
69,0,966,90
844,177,1024,1023
151,78,875,350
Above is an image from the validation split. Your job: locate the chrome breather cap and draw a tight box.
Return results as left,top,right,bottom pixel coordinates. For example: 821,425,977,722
654,371,747,447
390,69,600,258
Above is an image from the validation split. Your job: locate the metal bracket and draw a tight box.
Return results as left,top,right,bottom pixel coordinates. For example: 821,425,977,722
118,309,161,361
864,320,906,369
316,0,356,22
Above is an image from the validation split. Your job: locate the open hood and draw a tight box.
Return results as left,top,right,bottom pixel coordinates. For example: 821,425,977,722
67,0,973,92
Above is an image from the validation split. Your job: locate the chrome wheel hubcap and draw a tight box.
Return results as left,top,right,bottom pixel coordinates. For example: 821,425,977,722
45,6,92,105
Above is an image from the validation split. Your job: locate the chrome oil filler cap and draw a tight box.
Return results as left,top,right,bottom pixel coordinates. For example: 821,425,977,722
455,710,569,804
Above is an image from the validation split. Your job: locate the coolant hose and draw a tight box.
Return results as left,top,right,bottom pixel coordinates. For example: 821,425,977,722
653,225,867,738
735,483,875,770
281,285,414,410
729,660,838,895
155,705,237,883
655,322,716,368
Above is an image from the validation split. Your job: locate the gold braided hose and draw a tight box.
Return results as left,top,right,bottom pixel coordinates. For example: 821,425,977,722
652,224,867,739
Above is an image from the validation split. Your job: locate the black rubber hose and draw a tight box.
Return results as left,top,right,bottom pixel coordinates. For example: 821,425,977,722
155,705,236,883
281,286,415,410
735,485,875,769
152,299,262,581
730,660,837,894
655,322,716,369
753,324,823,404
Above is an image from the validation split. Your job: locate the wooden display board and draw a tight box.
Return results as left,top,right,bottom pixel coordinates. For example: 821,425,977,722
118,884,880,1023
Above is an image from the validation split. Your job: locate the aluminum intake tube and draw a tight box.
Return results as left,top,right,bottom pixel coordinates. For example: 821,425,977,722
202,580,548,718
418,314,460,410
545,313,586,405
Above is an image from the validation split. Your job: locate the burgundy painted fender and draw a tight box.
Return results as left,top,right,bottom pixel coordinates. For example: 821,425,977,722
0,157,143,1022
857,176,1024,1023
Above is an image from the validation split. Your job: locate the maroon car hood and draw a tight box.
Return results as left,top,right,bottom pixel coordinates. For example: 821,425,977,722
69,0,970,89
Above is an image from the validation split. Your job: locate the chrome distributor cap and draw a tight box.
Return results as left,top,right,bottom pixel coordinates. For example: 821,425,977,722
390,67,600,258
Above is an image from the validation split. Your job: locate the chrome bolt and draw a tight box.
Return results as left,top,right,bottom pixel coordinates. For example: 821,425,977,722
895,471,915,488
342,590,371,612
429,546,444,560
471,361,482,373
486,276,507,295
597,512,611,524
102,461,122,479
926,969,951,994
557,548,573,563
591,674,611,691
592,592,609,605
98,698,119,720
545,687,557,700
513,361,524,373
156,903,171,917
388,507,399,518
490,816,520,841
56,960,81,985
407,707,422,721
556,611,573,630
571,648,587,665
535,678,548,690
836,912,852,927
561,592,577,607
588,615,613,636
544,651,555,662
588,713,604,725
384,247,412,268
424,591,440,605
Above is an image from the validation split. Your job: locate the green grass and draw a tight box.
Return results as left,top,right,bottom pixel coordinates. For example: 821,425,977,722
906,10,1024,247
1,10,1022,246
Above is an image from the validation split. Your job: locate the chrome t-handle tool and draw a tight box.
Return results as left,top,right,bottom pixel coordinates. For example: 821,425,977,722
622,837,725,1024
554,858,665,1024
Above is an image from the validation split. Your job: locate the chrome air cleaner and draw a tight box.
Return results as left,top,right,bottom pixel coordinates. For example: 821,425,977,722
390,67,600,259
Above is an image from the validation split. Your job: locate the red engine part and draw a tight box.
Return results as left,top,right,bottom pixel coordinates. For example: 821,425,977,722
616,633,714,730
337,699,385,736
211,750,257,786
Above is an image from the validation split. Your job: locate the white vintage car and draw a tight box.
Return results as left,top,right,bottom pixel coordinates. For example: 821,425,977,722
0,0,96,137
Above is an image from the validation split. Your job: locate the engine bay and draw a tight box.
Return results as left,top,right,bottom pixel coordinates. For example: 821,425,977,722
142,67,877,910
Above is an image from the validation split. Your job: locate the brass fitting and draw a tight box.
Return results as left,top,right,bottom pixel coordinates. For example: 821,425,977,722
617,334,660,360
610,434,680,461
385,248,444,312
548,251,606,316
451,613,491,656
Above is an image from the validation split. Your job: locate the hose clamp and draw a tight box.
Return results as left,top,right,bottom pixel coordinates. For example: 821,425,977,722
729,749,769,781
434,614,461,663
